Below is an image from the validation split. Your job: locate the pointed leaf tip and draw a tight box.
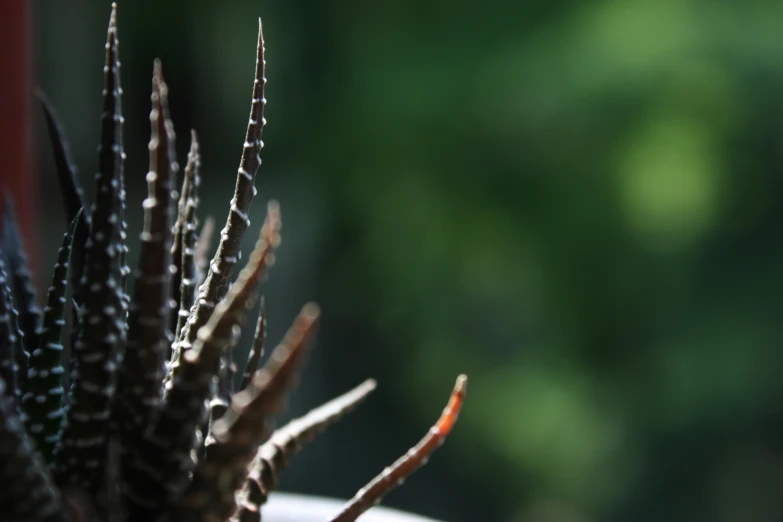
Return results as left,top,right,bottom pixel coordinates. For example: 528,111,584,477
109,3,117,30
328,375,467,522
233,378,379,520
435,374,467,436
168,6,269,378
301,301,320,321
177,302,321,522
239,296,267,392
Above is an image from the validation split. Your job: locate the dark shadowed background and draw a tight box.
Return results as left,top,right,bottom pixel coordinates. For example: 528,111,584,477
27,1,783,521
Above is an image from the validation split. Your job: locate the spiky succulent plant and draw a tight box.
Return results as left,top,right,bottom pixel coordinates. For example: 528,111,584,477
0,4,467,522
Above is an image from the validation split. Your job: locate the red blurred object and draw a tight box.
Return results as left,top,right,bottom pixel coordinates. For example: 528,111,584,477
0,1,37,276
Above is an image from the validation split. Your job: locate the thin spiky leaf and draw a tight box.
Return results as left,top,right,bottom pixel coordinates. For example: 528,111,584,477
21,210,81,463
106,11,131,330
0,312,14,406
199,217,277,457
7,306,26,403
67,211,90,332
175,302,319,522
54,3,126,492
205,310,245,447
169,214,213,367
0,259,21,404
201,325,241,452
37,93,92,323
70,298,83,337
36,91,86,224
0,258,26,407
239,296,266,392
113,60,178,459
65,298,83,401
170,130,200,337
174,141,202,342
170,19,267,381
122,205,280,519
203,218,273,450
194,215,215,288
2,196,39,374
114,26,131,309
233,379,377,522
37,94,93,312
0,378,67,522
203,332,240,448
328,375,467,522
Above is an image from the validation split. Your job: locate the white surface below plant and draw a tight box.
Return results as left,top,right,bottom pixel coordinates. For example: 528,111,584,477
263,492,443,522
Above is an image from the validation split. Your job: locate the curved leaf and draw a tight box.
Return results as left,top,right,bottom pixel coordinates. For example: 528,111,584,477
176,302,319,522
170,19,267,381
328,375,467,522
22,209,81,463
170,130,201,339
233,379,376,522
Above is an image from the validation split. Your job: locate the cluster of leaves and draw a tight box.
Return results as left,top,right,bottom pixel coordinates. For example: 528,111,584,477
0,4,466,522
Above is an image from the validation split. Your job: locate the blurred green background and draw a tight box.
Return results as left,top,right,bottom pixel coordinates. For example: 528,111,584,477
29,1,783,521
